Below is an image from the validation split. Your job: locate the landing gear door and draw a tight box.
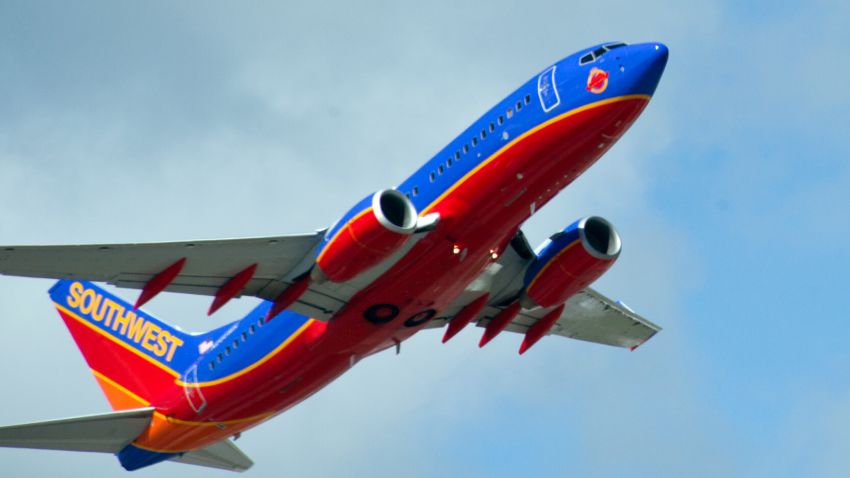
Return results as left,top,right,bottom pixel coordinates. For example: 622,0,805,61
537,65,560,113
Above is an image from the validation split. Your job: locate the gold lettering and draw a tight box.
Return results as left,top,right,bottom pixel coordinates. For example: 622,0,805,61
67,282,84,308
165,336,184,362
113,308,133,335
67,284,188,364
154,329,169,357
141,323,161,354
103,299,124,328
80,289,100,316
127,315,150,343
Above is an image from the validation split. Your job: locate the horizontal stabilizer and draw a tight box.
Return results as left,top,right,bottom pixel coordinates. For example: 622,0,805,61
0,407,154,453
171,438,254,472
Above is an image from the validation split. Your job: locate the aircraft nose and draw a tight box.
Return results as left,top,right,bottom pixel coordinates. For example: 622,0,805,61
630,42,668,95
646,43,669,77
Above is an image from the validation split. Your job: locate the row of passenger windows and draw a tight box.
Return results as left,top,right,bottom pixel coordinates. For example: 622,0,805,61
404,94,533,199
208,316,266,371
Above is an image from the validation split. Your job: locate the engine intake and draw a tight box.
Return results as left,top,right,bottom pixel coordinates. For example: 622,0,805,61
522,216,621,308
316,190,417,283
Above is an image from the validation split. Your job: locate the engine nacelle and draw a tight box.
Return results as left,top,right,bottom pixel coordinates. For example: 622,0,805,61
522,216,621,308
315,189,418,283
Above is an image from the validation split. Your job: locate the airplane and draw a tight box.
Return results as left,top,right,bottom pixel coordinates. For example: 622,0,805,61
0,41,667,472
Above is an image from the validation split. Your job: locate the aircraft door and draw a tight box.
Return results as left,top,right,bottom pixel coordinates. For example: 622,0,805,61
182,364,207,414
537,65,560,112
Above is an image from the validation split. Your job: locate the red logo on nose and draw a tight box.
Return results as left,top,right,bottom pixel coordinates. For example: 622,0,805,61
586,68,609,94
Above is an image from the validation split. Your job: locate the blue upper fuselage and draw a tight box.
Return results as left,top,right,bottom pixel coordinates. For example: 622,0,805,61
319,42,668,263
397,41,668,212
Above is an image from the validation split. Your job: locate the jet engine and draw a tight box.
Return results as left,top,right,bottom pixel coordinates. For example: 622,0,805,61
522,216,621,308
315,189,418,283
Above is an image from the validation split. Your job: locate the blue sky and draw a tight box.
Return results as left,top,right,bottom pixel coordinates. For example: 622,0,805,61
1,1,849,477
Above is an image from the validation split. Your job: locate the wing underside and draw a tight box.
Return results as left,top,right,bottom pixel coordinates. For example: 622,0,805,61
427,230,661,350
0,408,154,453
0,232,349,319
0,227,659,348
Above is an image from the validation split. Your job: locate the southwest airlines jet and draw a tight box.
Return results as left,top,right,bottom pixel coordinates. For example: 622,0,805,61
0,42,667,472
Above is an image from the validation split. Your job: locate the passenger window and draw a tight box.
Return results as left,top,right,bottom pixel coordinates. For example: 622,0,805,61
498,115,504,125
242,332,248,341
209,362,215,370
471,137,478,147
447,158,452,167
516,101,522,111
413,186,419,196
438,165,444,174
489,123,495,132
506,108,513,119
249,324,256,334
232,340,238,349
524,94,531,105
463,144,469,154
429,171,436,182
225,346,231,356
455,151,461,160
217,354,223,363
481,130,486,139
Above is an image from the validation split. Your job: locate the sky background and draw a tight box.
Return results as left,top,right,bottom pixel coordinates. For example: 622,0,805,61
1,1,849,477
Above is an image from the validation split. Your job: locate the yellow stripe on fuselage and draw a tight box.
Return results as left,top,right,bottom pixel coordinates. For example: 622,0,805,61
153,410,275,427
175,318,315,388
420,94,651,216
90,368,151,407
58,302,316,389
55,303,181,378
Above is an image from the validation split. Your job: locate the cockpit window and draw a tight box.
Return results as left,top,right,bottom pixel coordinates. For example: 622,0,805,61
579,42,628,65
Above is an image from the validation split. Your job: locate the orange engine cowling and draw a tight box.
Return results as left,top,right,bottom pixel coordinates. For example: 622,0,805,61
315,190,418,283
522,216,621,308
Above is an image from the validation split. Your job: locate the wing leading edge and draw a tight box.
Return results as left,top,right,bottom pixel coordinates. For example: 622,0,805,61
0,232,350,319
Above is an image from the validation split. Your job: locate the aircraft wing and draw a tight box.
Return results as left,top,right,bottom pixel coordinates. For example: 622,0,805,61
429,230,660,350
170,438,253,472
478,289,660,349
0,232,348,319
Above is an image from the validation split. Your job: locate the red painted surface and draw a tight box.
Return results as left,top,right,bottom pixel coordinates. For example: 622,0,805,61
58,308,178,404
442,294,489,343
525,242,616,308
519,304,565,355
208,264,258,316
316,208,411,283
80,96,650,454
479,301,521,347
134,258,186,310
266,275,311,321
586,68,609,93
